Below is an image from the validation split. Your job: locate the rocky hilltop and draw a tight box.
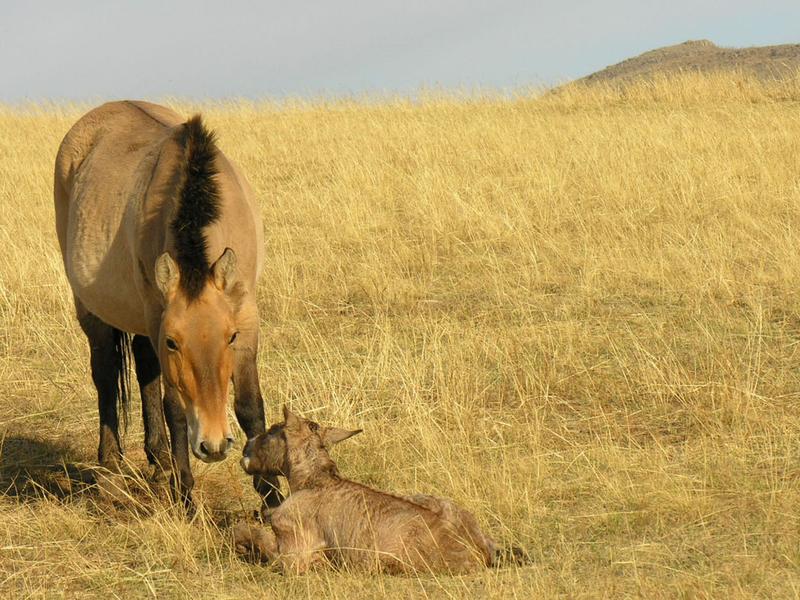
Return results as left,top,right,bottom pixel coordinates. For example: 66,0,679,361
578,40,800,84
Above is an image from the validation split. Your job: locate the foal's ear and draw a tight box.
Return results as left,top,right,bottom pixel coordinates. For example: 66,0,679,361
212,247,237,291
321,427,362,447
283,405,302,430
155,252,180,299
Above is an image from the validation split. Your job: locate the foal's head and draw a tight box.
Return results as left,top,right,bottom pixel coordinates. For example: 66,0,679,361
241,406,361,486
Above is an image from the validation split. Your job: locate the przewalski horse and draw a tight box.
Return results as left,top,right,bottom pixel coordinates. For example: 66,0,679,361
235,407,523,574
54,100,279,509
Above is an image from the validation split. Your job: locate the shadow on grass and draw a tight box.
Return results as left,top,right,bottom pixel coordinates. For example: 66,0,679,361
0,434,255,530
0,435,95,502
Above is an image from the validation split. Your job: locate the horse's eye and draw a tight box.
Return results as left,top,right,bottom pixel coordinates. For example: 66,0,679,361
229,332,239,345
165,337,179,352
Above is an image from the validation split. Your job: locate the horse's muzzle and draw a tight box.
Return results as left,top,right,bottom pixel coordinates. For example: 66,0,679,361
193,437,235,463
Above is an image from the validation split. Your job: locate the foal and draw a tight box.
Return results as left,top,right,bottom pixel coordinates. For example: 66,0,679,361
234,407,517,574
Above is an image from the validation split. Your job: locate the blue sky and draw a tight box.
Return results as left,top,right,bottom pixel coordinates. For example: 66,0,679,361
2,1,798,101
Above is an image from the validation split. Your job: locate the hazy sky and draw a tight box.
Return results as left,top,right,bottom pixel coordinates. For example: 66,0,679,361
2,1,799,101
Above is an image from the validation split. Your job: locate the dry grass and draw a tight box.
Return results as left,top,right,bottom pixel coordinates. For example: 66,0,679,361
1,72,800,598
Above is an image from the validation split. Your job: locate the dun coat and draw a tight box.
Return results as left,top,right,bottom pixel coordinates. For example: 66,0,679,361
54,100,278,507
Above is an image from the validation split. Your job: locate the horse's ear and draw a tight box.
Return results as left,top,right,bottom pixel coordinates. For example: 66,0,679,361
212,247,237,291
320,426,362,448
155,252,179,299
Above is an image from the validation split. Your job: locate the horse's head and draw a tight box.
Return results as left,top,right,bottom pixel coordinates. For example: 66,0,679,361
154,247,248,463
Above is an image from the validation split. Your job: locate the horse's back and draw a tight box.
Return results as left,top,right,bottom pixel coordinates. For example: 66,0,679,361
54,101,181,333
55,100,264,336
55,101,180,195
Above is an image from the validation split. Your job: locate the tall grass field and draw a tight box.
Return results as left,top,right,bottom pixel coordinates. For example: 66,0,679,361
1,73,800,597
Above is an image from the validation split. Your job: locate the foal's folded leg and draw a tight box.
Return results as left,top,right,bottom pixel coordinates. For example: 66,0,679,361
233,521,278,564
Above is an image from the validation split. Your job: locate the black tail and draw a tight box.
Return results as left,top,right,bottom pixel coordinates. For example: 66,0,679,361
112,329,132,431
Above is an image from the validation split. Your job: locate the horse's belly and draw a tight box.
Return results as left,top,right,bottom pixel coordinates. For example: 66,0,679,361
66,197,148,335
69,268,148,335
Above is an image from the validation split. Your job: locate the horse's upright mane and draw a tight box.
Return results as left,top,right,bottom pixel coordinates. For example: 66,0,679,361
171,114,221,300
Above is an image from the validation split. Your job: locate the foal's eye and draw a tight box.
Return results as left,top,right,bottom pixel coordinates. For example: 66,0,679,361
228,332,239,345
165,338,179,352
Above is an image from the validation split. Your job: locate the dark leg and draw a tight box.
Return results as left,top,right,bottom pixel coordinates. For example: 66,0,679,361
131,335,170,473
77,308,124,470
163,386,194,509
233,346,282,508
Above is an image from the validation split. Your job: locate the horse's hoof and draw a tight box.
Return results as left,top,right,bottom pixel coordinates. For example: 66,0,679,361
147,464,171,485
258,505,276,523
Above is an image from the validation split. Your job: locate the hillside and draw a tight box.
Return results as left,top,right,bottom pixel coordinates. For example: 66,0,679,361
579,39,800,84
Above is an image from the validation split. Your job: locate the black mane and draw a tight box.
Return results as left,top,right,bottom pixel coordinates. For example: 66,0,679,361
171,115,220,300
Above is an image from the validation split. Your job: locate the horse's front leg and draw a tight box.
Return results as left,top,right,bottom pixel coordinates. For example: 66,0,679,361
232,344,282,510
131,335,170,479
163,385,194,510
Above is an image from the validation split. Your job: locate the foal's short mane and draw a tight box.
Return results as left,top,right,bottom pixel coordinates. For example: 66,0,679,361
171,115,221,300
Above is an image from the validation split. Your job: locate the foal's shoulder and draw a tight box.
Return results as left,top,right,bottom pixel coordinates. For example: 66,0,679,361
270,489,322,527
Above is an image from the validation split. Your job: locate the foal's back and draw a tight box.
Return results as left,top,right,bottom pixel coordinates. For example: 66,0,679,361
274,478,492,573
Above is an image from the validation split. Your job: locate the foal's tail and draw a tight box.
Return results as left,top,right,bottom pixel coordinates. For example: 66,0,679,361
112,328,132,431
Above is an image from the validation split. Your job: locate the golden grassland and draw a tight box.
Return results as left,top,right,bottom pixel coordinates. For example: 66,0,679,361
1,72,800,598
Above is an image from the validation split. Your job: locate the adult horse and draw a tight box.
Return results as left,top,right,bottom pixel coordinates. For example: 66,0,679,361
54,100,279,509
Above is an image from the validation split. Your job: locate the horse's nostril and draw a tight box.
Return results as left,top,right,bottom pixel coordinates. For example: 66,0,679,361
198,439,232,459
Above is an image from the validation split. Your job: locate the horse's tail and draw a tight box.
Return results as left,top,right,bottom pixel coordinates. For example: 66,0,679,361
112,328,132,431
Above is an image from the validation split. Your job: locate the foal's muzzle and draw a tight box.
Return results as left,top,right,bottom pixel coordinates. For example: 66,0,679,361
240,437,257,473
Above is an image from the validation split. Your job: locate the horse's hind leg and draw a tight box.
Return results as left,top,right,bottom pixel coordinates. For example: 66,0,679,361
76,306,126,470
131,335,170,477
